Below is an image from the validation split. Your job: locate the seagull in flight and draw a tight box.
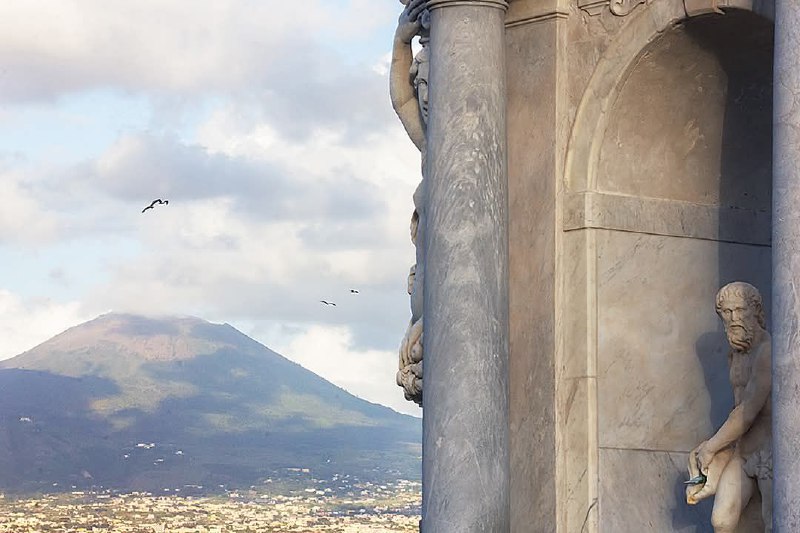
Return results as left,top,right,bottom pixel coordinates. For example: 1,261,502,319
142,199,169,213
320,300,337,307
350,289,359,294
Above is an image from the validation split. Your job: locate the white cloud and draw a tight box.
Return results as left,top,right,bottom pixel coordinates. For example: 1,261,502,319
0,169,60,245
0,1,331,98
272,324,419,417
84,131,385,223
372,52,392,76
193,109,421,238
0,0,400,143
0,289,92,359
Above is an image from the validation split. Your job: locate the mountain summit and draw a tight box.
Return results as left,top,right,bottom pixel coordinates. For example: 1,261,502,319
0,313,420,493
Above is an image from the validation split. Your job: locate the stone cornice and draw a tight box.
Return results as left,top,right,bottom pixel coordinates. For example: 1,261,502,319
506,0,568,25
563,192,771,246
427,0,509,10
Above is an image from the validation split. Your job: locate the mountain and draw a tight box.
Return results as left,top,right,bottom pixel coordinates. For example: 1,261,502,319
0,313,421,493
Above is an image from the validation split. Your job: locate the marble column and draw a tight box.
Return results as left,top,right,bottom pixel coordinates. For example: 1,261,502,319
773,0,800,530
422,0,510,531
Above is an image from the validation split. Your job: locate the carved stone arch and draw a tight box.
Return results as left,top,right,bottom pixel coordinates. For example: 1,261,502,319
558,4,775,530
565,0,774,194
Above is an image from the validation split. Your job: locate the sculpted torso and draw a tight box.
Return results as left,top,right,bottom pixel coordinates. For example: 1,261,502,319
728,341,771,458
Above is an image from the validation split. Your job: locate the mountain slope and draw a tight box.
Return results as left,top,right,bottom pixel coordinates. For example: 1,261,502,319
0,313,420,493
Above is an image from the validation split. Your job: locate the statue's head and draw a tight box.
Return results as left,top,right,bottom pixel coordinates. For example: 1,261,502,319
409,42,429,124
715,281,765,351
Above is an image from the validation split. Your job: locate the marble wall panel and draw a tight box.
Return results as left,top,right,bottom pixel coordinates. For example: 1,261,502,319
558,228,599,531
598,448,763,533
506,17,560,532
596,230,771,452
559,375,598,532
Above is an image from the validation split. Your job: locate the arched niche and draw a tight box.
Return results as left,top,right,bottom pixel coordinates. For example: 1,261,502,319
565,1,774,195
563,8,774,532
597,11,773,210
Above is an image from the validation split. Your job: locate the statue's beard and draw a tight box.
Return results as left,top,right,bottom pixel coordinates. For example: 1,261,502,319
726,324,753,351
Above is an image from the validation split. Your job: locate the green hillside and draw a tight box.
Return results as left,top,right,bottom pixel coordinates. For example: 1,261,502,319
0,314,421,493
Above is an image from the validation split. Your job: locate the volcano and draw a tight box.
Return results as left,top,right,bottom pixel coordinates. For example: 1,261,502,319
0,313,420,493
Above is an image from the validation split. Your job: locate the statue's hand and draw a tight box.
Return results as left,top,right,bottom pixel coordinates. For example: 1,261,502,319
695,441,715,475
396,0,427,44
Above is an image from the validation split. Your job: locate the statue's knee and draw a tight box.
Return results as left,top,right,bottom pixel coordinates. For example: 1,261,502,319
711,507,738,532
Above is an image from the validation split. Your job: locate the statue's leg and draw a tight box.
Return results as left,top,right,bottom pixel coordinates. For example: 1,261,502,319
758,476,772,533
710,455,755,533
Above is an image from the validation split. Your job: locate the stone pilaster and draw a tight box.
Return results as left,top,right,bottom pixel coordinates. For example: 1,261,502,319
422,0,510,531
772,0,800,530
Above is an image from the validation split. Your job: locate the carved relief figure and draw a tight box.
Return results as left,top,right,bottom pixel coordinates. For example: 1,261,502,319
686,282,772,532
391,0,429,406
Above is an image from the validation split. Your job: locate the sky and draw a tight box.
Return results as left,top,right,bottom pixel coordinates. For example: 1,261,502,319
0,0,424,417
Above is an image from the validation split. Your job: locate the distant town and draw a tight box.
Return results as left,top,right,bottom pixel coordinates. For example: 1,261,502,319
0,469,421,532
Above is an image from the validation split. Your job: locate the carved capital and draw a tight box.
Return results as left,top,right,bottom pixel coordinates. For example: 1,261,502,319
577,0,609,15
427,0,509,11
609,0,648,15
578,0,649,16
683,0,725,16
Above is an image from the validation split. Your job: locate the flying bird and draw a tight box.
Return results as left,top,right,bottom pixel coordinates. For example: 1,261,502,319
142,199,169,213
320,300,337,306
350,289,359,294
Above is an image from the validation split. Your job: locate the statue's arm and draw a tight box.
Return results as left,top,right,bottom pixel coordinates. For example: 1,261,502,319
706,342,772,454
390,1,426,152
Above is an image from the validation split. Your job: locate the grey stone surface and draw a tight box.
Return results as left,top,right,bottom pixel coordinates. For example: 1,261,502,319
563,192,771,246
772,0,800,530
598,448,764,533
421,1,510,531
596,231,771,453
505,16,560,533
